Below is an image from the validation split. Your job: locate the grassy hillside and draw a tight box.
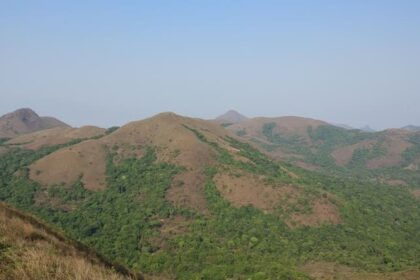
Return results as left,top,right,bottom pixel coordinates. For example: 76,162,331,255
0,113,419,279
0,202,141,280
228,119,420,188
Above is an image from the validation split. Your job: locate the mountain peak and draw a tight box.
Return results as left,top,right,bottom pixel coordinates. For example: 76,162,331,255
0,108,70,138
3,108,39,121
360,125,376,132
216,110,248,124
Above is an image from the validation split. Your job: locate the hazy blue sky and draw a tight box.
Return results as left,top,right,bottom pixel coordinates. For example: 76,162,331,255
1,0,419,129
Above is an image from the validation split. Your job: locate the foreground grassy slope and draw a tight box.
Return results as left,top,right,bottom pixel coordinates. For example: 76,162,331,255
0,202,141,280
0,113,419,279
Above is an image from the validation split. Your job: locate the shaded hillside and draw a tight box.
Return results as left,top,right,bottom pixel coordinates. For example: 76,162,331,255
0,113,419,279
0,202,141,280
0,108,69,139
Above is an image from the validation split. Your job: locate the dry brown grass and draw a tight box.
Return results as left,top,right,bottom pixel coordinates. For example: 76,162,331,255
366,130,413,169
290,197,340,227
7,126,106,150
0,203,141,280
29,140,108,190
2,248,132,280
228,116,327,142
214,170,340,227
332,140,376,166
166,171,209,213
214,171,299,212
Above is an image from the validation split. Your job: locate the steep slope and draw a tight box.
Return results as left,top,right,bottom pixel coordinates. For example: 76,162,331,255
0,108,70,139
0,203,141,280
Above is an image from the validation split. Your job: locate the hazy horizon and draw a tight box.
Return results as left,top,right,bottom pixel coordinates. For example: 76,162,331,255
1,1,419,130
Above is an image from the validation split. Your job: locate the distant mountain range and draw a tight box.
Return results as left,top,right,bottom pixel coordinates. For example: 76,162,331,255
333,123,376,132
402,125,420,132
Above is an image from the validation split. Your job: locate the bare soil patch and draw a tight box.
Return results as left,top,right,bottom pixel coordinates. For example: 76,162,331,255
214,171,340,227
332,140,376,166
214,171,299,212
30,139,107,190
290,197,340,227
166,171,209,214
367,131,412,169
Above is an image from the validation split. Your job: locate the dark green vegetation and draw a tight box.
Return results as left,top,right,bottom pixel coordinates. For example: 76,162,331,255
0,130,420,279
0,138,10,145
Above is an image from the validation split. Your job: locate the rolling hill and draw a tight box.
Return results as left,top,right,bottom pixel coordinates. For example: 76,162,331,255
0,111,419,279
227,116,420,187
0,108,69,139
6,126,106,150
